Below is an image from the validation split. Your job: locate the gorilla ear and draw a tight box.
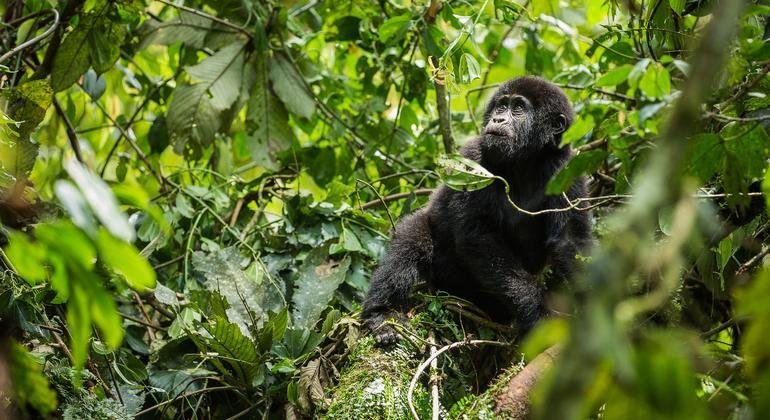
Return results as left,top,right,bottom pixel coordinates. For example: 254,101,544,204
552,113,568,134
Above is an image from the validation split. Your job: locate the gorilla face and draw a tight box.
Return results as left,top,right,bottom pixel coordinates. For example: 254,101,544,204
483,93,534,139
481,76,574,154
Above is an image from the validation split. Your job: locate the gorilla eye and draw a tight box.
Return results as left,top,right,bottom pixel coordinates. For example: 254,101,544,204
511,97,527,109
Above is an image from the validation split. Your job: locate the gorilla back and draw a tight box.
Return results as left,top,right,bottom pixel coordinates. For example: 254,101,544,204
362,76,592,344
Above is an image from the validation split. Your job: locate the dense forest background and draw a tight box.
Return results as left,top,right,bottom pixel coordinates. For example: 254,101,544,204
1,0,770,418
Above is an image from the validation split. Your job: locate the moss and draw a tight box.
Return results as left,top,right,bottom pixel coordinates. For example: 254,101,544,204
447,359,525,419
324,337,432,419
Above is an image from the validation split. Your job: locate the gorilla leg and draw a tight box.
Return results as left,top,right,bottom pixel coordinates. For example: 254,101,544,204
362,210,433,344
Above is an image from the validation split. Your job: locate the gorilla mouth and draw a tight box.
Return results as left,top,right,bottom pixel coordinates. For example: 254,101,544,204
484,124,514,137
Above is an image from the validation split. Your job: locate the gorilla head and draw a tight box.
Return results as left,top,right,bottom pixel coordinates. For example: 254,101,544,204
481,76,575,156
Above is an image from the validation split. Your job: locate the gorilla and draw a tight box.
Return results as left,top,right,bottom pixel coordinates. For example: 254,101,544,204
362,76,593,344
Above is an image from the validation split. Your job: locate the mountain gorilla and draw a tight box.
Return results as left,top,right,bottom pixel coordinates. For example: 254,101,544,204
362,76,593,344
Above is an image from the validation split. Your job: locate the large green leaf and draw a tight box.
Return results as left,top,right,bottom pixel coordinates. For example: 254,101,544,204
96,229,157,292
269,52,316,119
87,16,126,74
193,247,267,334
378,14,413,44
546,150,607,195
2,80,52,177
185,43,246,111
167,83,221,153
64,159,134,242
245,50,294,170
50,21,91,91
436,154,497,192
291,246,350,330
167,43,246,153
201,317,262,385
138,10,212,49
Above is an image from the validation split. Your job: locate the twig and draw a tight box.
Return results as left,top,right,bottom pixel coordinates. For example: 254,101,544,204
705,111,770,122
718,63,770,109
428,332,440,420
575,138,607,152
736,245,770,275
52,99,84,162
360,188,434,210
557,83,635,101
155,0,252,38
700,318,737,339
87,95,167,188
0,9,60,64
407,339,508,419
355,179,397,227
135,385,234,416
444,304,517,334
133,292,159,338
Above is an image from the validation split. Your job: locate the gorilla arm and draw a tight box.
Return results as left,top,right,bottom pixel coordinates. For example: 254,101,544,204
361,210,433,344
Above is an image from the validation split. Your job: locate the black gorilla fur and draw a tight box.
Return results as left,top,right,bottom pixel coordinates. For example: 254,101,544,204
362,76,593,344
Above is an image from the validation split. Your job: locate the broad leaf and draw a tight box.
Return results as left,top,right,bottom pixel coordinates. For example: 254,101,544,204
546,150,607,194
436,154,497,192
292,246,350,330
64,159,134,242
96,229,157,292
269,52,316,119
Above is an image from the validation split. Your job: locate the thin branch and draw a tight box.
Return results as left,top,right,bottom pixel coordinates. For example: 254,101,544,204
155,0,252,38
52,98,84,163
360,188,433,210
135,385,234,416
408,339,509,419
0,9,60,64
356,179,396,228
736,245,770,275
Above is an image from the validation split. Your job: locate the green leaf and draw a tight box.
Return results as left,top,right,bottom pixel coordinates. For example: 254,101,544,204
193,247,268,333
4,233,48,284
639,62,671,99
167,83,221,153
669,0,685,15
186,43,246,111
292,246,351,330
458,53,481,84
87,16,126,74
546,150,607,194
138,10,212,49
64,159,135,242
269,52,316,119
436,154,497,192
54,180,96,234
9,340,58,414
201,317,262,384
51,20,91,91
3,80,52,177
67,282,92,384
35,222,96,270
88,276,124,349
595,64,633,87
245,51,294,170
378,14,412,44
685,133,722,182
96,229,157,292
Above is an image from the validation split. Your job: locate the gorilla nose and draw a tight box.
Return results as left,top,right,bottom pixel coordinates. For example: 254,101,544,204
492,116,506,124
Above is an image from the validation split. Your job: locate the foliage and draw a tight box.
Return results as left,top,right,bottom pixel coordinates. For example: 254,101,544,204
0,0,769,418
